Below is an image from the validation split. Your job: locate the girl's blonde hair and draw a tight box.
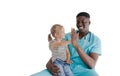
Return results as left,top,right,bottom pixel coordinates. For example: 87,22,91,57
48,24,63,42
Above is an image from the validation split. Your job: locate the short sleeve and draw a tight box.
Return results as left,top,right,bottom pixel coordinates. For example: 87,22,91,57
90,37,102,56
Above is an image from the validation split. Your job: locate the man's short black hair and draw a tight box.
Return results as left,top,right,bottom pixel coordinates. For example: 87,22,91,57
76,12,90,18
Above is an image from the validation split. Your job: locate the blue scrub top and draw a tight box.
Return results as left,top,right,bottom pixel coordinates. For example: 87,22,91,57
65,31,101,76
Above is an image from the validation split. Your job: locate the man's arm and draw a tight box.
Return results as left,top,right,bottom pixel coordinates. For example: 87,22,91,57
71,28,99,69
74,45,98,69
46,58,59,75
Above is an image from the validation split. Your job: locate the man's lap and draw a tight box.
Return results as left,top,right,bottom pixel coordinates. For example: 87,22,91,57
31,69,99,76
74,70,99,76
31,69,52,76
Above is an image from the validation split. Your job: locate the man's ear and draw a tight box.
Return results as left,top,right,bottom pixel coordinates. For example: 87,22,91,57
89,21,91,25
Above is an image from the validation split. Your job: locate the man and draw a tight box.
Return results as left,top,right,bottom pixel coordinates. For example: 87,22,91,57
31,12,101,76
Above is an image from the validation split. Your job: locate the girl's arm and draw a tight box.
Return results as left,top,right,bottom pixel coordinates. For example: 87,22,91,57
66,40,71,44
61,40,71,46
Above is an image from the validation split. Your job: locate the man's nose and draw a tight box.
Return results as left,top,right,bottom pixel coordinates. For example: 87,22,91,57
79,23,83,27
78,22,83,26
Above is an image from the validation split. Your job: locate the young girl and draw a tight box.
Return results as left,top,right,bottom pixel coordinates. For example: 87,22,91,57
48,24,73,76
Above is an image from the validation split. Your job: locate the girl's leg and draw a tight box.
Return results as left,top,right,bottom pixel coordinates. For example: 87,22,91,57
53,60,65,76
63,63,73,76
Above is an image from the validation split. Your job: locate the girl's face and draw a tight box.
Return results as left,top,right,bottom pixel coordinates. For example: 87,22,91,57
56,28,65,39
60,28,65,38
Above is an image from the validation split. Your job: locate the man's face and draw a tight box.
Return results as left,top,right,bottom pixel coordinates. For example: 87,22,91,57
76,16,90,33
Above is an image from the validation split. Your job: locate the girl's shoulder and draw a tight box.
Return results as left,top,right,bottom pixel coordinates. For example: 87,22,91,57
49,40,56,46
49,40,57,51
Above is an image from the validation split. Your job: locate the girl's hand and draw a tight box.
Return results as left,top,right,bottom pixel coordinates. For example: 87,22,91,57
66,60,72,64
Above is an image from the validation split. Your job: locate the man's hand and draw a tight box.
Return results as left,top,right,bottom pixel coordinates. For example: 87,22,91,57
46,58,59,76
71,28,79,48
51,64,59,76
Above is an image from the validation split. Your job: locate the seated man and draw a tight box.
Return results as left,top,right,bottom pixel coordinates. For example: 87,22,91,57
31,12,101,76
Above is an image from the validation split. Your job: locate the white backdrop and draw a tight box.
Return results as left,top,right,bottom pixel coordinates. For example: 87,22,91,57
0,0,120,76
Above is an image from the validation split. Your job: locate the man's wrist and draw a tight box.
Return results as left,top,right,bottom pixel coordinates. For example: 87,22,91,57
74,44,79,49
